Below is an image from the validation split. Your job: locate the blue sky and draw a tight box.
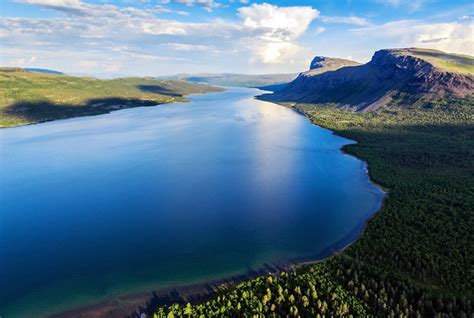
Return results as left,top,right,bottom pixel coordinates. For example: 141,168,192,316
1,0,473,77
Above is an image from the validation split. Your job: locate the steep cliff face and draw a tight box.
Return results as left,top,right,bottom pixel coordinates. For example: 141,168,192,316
258,57,358,92
261,48,474,111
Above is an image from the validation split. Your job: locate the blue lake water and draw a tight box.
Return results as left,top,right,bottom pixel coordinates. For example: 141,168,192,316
0,88,384,317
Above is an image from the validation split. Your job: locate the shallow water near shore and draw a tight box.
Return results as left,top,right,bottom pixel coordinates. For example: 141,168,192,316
0,87,384,317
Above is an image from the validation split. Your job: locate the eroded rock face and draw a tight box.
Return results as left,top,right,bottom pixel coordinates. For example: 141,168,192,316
262,49,474,111
370,50,474,97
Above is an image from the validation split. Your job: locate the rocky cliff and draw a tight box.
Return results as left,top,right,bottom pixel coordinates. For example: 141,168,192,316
260,48,474,111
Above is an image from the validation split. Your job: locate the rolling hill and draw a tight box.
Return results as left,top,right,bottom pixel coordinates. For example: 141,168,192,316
0,67,222,127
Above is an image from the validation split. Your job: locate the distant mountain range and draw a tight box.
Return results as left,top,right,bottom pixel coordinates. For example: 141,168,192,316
25,68,64,75
159,73,298,88
259,48,474,111
161,57,358,91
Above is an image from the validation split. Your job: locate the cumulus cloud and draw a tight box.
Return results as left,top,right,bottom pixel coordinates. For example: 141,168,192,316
238,3,318,39
237,3,318,64
2,1,320,74
5,0,474,76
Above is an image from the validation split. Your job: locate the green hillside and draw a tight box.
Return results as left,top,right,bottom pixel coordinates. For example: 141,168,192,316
0,68,222,127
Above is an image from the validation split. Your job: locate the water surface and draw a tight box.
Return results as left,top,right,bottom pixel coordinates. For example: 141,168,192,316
0,88,383,317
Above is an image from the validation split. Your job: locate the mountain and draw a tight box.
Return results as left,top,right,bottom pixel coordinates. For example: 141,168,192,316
160,73,298,88
258,57,360,92
25,68,64,75
260,48,474,111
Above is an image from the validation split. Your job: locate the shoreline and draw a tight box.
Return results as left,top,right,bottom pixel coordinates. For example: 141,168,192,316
49,97,387,318
50,263,292,318
51,195,385,318
0,89,225,129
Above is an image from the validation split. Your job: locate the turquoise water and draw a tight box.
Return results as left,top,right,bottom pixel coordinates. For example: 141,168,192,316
0,88,384,317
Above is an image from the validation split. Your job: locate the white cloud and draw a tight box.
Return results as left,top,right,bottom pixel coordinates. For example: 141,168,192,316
238,3,318,39
16,0,86,14
3,1,319,74
237,3,318,64
161,0,220,12
164,43,212,51
353,19,474,55
320,15,371,26
12,56,37,66
153,5,189,16
248,41,302,64
315,26,326,35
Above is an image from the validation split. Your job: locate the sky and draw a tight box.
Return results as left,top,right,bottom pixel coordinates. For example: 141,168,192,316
1,0,473,77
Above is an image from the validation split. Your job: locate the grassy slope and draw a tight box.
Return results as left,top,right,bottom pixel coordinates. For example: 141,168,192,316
0,68,222,127
403,48,474,75
153,97,474,317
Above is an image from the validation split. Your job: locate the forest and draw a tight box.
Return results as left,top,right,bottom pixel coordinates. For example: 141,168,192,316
152,96,474,317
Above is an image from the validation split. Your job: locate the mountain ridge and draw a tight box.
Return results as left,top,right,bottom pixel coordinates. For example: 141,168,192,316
160,73,298,88
259,56,360,92
25,68,64,75
259,48,474,111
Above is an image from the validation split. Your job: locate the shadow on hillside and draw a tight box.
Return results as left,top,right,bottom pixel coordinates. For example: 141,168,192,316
137,85,183,97
1,98,160,125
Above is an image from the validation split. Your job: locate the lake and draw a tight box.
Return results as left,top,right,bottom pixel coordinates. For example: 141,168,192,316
0,88,384,317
